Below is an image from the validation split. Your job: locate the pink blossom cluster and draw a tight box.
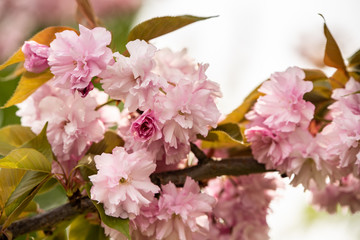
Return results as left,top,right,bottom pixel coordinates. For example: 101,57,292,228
245,67,338,188
204,174,280,240
311,174,360,213
101,40,221,165
99,177,215,240
316,78,360,177
90,147,160,219
16,82,118,175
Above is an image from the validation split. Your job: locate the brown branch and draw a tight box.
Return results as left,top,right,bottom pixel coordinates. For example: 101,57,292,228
0,157,267,239
151,156,268,187
190,142,210,164
0,197,95,240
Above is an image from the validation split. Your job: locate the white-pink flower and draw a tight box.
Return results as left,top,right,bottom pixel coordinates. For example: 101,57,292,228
317,78,360,176
16,82,105,175
205,174,280,240
311,174,360,213
253,67,314,132
155,177,215,240
48,25,112,96
90,147,160,219
101,40,167,111
22,40,49,73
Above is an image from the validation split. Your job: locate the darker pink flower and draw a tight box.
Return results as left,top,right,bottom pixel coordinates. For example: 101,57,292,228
48,25,113,96
131,109,162,143
22,40,49,73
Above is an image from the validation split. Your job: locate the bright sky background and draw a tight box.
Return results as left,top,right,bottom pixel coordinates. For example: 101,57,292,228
136,0,360,239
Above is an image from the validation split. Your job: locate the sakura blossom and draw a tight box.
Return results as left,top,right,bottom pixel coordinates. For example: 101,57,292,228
48,24,113,96
205,174,280,240
311,174,360,214
22,40,49,73
317,78,360,176
90,147,160,219
101,40,168,111
252,66,314,132
245,67,338,188
16,82,105,175
154,177,215,240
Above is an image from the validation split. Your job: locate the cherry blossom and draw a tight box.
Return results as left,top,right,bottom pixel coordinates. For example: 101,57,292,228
22,40,49,73
90,147,160,219
48,25,112,96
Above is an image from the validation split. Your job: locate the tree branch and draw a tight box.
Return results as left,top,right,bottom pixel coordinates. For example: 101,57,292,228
0,197,95,240
0,156,267,239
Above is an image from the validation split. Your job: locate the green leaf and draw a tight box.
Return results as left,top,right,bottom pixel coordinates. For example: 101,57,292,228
1,173,52,229
76,154,97,181
303,69,328,81
0,26,77,71
1,69,53,109
87,131,124,155
92,201,130,239
21,122,53,162
303,79,332,102
5,171,49,209
320,14,348,77
0,168,26,209
220,86,262,124
85,183,130,239
201,123,249,149
0,148,51,172
127,15,216,42
0,125,35,156
69,214,107,240
348,49,360,72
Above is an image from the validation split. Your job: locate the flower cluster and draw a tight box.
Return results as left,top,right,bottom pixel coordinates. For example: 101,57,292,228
16,83,109,175
311,174,360,213
317,78,360,176
100,177,215,240
205,174,280,240
245,67,338,188
101,40,221,164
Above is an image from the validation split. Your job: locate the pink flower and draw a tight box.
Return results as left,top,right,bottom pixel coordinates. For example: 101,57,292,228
205,174,281,240
311,174,360,213
317,78,360,176
16,82,105,175
253,67,314,132
155,177,215,240
131,109,162,143
101,40,167,111
90,147,160,219
48,25,112,96
22,40,49,73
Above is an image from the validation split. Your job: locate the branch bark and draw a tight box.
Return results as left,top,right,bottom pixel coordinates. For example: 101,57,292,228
0,156,267,239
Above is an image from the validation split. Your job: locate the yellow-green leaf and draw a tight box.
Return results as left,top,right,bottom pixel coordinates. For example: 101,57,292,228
0,168,26,209
0,148,51,172
0,125,35,156
0,26,76,71
201,123,249,149
303,69,328,81
76,154,97,181
93,201,130,239
128,15,216,42
320,14,348,77
69,214,107,240
21,122,53,162
220,86,262,124
1,173,52,230
87,131,124,155
1,69,53,109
